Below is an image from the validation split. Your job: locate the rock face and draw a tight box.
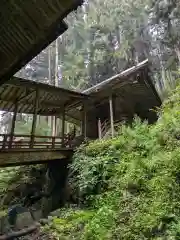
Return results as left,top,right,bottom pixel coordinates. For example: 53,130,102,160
13,208,35,230
41,160,70,217
0,205,35,234
1,161,79,227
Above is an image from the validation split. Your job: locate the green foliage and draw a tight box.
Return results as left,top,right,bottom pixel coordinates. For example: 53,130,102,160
0,165,45,208
15,116,51,136
62,85,180,239
0,167,20,202
43,209,94,239
0,210,7,217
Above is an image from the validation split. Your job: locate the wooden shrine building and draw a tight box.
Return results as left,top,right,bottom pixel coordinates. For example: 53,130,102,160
0,1,161,167
68,59,161,139
0,59,161,167
0,77,88,166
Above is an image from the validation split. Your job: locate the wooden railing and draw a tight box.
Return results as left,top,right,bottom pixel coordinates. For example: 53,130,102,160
101,119,110,138
0,134,69,150
98,119,110,139
98,119,122,139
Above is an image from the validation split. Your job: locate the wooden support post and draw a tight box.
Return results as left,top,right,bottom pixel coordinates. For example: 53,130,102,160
67,122,70,133
109,95,114,138
2,135,7,149
98,118,102,139
81,103,87,139
52,116,56,137
52,136,55,148
61,106,65,147
55,116,58,136
9,102,18,148
30,89,39,148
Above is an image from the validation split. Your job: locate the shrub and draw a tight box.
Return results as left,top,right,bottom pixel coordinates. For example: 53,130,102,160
67,85,180,239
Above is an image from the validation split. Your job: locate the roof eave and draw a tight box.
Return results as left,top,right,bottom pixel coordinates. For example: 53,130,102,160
0,0,84,85
83,59,149,95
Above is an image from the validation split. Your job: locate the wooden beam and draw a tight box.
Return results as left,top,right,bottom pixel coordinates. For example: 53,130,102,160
30,89,39,148
17,90,36,104
51,116,56,137
8,77,87,100
98,118,102,140
81,103,87,139
55,116,58,135
8,102,18,148
35,99,81,112
61,106,65,147
109,95,114,138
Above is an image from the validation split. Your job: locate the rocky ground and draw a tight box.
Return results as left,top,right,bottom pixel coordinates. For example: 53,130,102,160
0,157,77,239
0,205,55,240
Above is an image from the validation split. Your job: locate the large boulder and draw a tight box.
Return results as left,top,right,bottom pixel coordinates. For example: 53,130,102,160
7,205,35,230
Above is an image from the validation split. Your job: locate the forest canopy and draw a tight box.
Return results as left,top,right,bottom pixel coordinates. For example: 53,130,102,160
16,0,180,96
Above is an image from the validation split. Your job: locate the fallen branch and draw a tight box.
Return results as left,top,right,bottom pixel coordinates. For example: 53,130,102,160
0,222,40,240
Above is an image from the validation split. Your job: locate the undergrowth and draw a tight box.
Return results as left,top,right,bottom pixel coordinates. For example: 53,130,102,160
47,85,180,239
0,85,179,239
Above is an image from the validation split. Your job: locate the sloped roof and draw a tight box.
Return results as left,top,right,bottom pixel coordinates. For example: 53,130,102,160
0,77,88,116
67,60,161,123
0,0,83,84
0,60,161,125
83,59,160,104
83,59,149,94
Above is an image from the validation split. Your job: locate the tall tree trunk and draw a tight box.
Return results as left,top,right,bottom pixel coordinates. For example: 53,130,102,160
55,38,59,87
175,44,180,66
52,38,59,136
48,46,52,84
47,46,52,130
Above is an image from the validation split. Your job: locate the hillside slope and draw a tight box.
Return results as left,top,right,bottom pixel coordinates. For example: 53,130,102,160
45,85,180,239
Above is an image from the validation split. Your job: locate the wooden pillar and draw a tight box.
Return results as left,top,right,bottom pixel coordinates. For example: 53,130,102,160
52,116,56,137
98,118,102,139
2,135,7,149
9,102,18,148
30,89,39,148
61,106,65,147
109,95,114,138
54,116,57,135
66,122,70,134
81,103,87,139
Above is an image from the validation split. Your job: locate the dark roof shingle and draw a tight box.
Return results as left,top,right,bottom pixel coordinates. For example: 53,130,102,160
0,0,83,84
